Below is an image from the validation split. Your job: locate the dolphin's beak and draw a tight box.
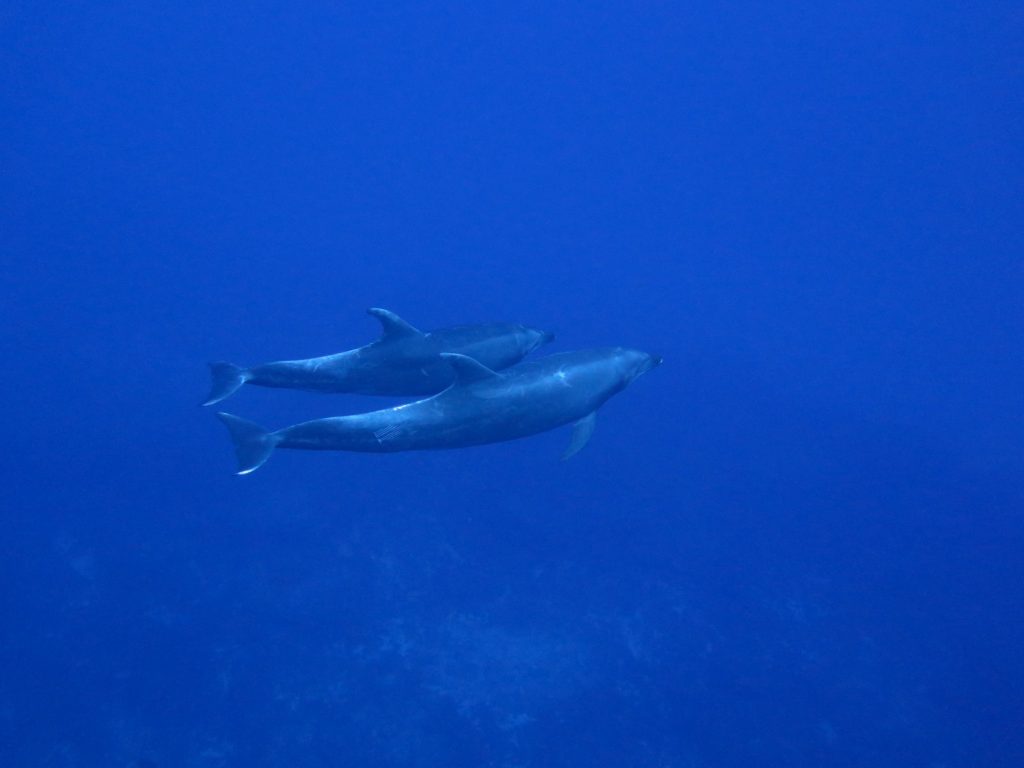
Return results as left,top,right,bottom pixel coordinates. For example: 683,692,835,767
531,330,555,351
635,353,663,378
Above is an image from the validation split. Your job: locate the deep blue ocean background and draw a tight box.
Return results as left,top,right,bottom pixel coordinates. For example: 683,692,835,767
2,3,1022,766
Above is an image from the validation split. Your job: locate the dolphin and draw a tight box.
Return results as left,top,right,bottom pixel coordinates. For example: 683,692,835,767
216,347,662,474
202,308,554,406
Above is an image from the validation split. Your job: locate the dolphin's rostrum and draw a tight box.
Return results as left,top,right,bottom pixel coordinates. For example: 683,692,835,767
203,308,554,406
217,348,661,474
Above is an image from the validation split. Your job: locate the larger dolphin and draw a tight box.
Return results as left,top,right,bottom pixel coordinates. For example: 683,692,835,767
216,347,661,474
202,308,553,405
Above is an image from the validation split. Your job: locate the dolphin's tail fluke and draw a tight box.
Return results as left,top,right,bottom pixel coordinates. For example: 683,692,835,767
216,412,278,475
203,362,250,406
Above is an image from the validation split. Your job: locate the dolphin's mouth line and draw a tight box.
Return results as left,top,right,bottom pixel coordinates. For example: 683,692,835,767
633,355,663,380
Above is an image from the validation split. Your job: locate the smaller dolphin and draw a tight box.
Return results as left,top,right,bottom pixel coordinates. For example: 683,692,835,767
202,308,554,405
216,347,661,474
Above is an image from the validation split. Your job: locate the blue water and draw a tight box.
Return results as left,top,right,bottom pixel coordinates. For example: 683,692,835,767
3,3,1022,766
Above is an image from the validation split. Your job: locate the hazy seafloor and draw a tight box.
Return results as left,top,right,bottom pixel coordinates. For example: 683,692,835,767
14,411,1020,766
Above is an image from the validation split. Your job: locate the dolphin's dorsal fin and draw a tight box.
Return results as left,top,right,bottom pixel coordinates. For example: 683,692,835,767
440,353,501,385
367,308,423,341
562,411,597,460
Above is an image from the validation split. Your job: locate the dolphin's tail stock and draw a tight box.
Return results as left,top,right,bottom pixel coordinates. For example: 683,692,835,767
203,362,250,406
216,412,278,475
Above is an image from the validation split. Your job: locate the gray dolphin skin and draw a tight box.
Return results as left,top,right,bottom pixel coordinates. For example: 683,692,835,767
216,347,662,474
202,308,554,405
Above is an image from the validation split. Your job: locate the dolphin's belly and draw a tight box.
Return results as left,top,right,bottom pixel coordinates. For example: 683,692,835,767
281,373,616,455
251,352,456,396
343,362,453,396
394,389,601,451
251,358,352,391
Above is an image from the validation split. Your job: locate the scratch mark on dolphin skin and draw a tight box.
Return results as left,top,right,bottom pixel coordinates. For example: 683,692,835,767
374,424,402,444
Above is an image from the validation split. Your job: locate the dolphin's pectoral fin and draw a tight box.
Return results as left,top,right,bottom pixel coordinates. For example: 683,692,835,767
367,308,423,341
439,353,501,385
562,411,597,461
